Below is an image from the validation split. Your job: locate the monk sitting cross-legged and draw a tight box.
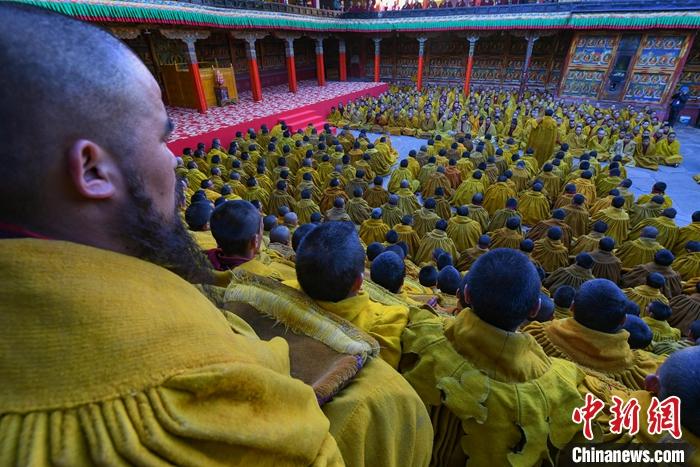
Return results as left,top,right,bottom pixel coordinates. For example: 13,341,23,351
401,249,586,466
524,279,661,391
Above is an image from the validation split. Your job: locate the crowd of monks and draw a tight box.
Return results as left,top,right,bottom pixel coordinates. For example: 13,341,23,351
178,95,700,463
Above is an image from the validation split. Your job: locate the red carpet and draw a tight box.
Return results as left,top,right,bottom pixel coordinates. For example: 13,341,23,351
167,81,388,155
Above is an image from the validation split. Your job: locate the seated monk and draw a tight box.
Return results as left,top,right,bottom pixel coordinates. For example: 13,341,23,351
266,225,295,262
486,197,521,233
490,216,524,250
629,195,666,230
554,183,577,210
207,200,294,281
617,226,665,269
319,178,348,214
0,5,344,463
668,282,700,337
655,131,683,167
296,188,321,224
394,214,421,259
345,169,369,197
446,205,482,252
422,166,453,199
642,347,700,463
629,207,680,249
671,240,700,280
624,272,670,313
435,265,462,313
524,279,660,391
346,188,372,225
621,249,682,299
590,237,623,284
543,252,595,294
553,285,575,319
642,301,681,344
389,159,419,193
532,226,570,273
466,192,490,232
325,197,352,222
413,198,441,238
381,194,403,227
561,194,590,238
288,222,411,370
401,249,585,466
456,234,490,272
452,170,486,207
527,209,573,250
592,196,630,245
483,175,517,216
185,200,217,250
672,210,700,256
395,179,421,215
519,183,551,227
359,208,390,245
571,220,608,255
414,219,458,266
634,135,658,170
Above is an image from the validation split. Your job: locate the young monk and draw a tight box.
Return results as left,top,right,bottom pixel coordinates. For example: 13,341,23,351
642,301,681,344
414,219,458,266
617,226,665,268
524,279,660,391
589,237,623,284
592,195,630,245
571,220,608,255
490,216,524,250
621,249,682,299
532,226,570,273
668,282,700,337
446,205,482,252
624,272,670,312
402,249,585,466
456,234,490,272
552,285,576,320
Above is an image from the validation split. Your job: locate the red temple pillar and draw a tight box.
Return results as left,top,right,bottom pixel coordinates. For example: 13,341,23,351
315,37,326,86
161,30,211,113
284,37,298,93
519,33,539,98
416,36,427,91
339,38,347,81
463,36,478,96
373,37,381,82
245,37,263,102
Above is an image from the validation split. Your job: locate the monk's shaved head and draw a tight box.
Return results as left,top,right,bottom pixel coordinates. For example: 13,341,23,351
0,3,166,218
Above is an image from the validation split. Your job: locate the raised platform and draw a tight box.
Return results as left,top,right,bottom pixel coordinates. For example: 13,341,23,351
167,81,388,154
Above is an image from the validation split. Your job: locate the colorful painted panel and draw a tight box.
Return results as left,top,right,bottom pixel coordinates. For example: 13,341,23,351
426,56,464,80
676,40,700,102
570,35,615,68
635,35,685,70
472,57,502,82
623,72,671,103
396,55,418,80
503,58,524,84
561,69,606,98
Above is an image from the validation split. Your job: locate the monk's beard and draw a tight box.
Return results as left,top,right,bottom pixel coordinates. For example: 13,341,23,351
120,172,212,284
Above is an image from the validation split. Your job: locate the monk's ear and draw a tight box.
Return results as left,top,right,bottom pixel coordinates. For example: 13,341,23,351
462,285,472,307
527,297,542,319
67,139,118,199
645,374,660,395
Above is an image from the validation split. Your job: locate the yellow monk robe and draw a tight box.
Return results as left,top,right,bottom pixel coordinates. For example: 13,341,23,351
532,236,570,273
589,194,614,216
571,231,605,255
466,203,490,233
446,214,482,252
224,273,433,467
413,229,459,266
413,207,441,238
483,181,517,216
628,215,679,249
395,187,421,216
422,171,453,199
562,203,591,239
388,166,419,193
359,217,390,246
523,318,661,391
487,207,522,233
672,251,700,281
616,237,664,268
490,226,524,250
587,134,610,155
451,176,485,207
563,131,588,157
636,193,673,210
542,263,595,293
0,239,343,466
282,280,409,369
381,202,403,229
434,196,452,221
642,316,681,343
518,190,551,226
592,206,630,245
296,198,321,224
673,221,700,256
527,115,559,167
394,223,421,259
190,229,218,250
364,185,390,208
656,137,683,166
624,284,670,313
402,308,585,467
634,141,659,170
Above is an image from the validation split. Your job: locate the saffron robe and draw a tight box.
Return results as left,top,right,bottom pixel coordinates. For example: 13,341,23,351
414,229,459,266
